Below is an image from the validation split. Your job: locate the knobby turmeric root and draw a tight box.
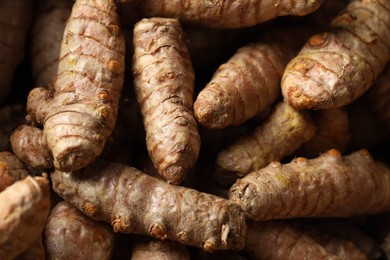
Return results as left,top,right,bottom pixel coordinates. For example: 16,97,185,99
23,0,125,172
138,0,324,29
282,0,390,109
229,149,390,221
132,18,200,185
51,161,247,252
0,175,50,260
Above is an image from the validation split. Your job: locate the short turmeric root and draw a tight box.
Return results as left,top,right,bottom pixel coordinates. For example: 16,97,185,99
132,18,200,185
282,0,390,109
51,161,247,252
138,0,324,28
215,102,315,186
44,201,115,260
0,175,50,260
229,149,390,221
25,0,125,171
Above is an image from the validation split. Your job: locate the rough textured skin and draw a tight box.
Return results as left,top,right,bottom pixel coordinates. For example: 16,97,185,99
133,18,200,185
131,239,190,260
0,104,25,151
0,176,50,260
215,102,316,186
44,201,115,260
0,151,29,192
0,0,32,104
26,0,125,172
368,64,390,130
51,161,247,252
299,108,350,157
244,221,339,260
282,0,390,109
30,0,72,86
11,125,53,169
229,149,390,221
194,27,311,129
138,0,324,29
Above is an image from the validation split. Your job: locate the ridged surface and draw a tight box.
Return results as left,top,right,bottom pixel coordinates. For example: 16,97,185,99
139,0,324,28
27,0,125,171
215,102,315,186
282,0,390,109
0,176,50,260
229,149,390,221
133,18,200,185
51,162,247,252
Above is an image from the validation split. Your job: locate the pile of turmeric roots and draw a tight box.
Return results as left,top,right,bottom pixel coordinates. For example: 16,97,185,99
1,0,390,259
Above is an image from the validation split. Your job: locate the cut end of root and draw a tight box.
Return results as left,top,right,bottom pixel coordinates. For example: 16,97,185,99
53,147,98,172
161,165,186,185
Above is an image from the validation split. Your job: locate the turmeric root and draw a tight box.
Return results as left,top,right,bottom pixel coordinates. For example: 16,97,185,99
0,175,50,260
131,238,190,260
244,221,339,260
24,0,125,171
16,238,45,260
282,0,390,109
51,161,247,252
215,102,316,186
132,18,200,185
298,108,350,157
229,149,390,221
0,151,29,192
44,201,115,260
138,0,324,29
30,0,72,86
0,0,32,104
194,26,312,129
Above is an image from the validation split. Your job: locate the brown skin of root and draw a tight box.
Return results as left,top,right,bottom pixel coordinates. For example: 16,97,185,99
138,0,324,29
51,161,247,252
282,0,390,109
16,237,45,260
215,102,316,186
0,176,50,260
44,201,115,260
11,125,53,169
244,221,339,260
133,18,200,185
194,26,312,129
26,0,125,172
229,149,390,221
131,238,190,260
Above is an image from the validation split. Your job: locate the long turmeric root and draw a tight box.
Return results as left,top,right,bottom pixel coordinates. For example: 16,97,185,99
138,0,324,29
282,0,390,109
24,0,125,172
229,149,390,221
132,18,200,185
51,161,247,252
0,175,50,260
